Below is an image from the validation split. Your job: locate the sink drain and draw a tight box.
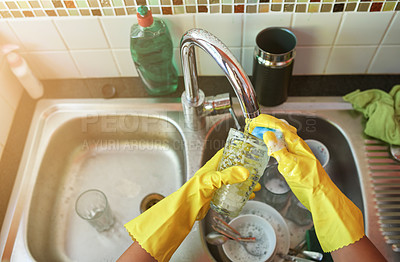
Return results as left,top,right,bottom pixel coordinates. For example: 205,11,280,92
140,193,165,213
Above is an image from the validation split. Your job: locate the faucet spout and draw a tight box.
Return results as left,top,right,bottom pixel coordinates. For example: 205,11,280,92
180,29,260,129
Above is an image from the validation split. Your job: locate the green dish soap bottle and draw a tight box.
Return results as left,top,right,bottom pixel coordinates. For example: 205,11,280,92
130,6,178,96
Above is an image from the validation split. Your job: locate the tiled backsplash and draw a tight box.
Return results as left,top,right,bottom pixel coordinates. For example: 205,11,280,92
0,0,399,18
0,11,399,79
0,7,399,160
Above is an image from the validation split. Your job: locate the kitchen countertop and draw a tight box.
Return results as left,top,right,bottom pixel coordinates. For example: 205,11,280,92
1,74,400,229
36,75,400,99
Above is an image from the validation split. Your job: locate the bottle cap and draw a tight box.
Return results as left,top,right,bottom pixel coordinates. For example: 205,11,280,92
137,6,153,28
1,44,19,55
6,52,23,68
1,44,24,67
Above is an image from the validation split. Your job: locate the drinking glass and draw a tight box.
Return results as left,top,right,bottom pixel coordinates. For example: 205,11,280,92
285,193,313,226
75,189,115,232
210,128,269,217
260,164,291,211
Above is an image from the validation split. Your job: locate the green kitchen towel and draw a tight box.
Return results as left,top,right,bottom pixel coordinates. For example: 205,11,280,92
343,85,400,145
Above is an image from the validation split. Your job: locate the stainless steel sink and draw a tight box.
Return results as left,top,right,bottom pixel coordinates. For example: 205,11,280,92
1,97,399,262
28,115,186,261
200,113,364,262
0,99,195,261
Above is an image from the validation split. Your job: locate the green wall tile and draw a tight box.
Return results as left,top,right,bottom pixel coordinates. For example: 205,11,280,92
68,9,80,15
102,8,114,15
18,1,31,9
383,2,396,11
75,1,89,8
174,6,184,13
112,0,124,6
308,3,320,12
150,6,161,13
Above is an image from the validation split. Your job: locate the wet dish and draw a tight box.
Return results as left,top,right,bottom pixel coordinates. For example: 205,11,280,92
222,214,276,262
240,200,290,262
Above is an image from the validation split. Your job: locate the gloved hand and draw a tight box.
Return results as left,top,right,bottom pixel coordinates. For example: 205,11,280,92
247,114,365,253
124,149,249,262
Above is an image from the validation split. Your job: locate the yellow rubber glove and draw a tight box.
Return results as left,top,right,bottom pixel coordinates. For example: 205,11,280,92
247,114,365,253
124,149,249,262
250,183,261,199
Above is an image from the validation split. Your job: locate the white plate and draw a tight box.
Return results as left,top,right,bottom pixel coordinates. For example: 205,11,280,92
222,214,277,262
240,200,290,262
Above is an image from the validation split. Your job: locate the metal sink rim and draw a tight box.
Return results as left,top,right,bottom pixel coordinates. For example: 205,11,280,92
1,97,397,261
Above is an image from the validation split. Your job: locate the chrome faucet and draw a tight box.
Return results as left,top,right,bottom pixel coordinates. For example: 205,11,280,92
180,28,260,130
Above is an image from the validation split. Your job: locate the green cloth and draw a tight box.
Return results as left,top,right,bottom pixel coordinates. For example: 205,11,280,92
343,85,400,145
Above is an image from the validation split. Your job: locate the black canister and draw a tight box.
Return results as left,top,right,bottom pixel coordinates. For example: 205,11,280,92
252,27,297,106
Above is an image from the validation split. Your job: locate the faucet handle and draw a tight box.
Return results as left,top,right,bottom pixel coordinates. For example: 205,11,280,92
204,93,231,116
204,93,243,131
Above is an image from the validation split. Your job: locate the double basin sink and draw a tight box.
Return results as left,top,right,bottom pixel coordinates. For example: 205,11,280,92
0,97,397,261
